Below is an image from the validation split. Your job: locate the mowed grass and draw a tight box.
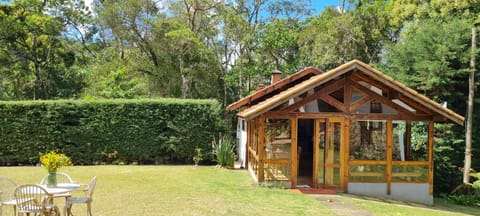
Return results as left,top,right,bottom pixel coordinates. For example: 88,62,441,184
1,165,332,215
1,165,478,215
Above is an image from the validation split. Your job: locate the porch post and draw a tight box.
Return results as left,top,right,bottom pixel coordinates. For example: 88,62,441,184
428,120,434,194
313,119,319,187
343,119,350,192
258,116,265,182
386,120,393,195
291,116,298,188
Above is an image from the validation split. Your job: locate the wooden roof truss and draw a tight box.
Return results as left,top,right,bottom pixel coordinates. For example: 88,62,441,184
272,72,434,121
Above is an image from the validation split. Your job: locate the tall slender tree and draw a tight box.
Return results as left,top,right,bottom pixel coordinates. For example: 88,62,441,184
464,27,476,184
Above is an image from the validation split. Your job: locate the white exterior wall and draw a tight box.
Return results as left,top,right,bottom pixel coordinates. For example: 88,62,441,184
237,118,247,168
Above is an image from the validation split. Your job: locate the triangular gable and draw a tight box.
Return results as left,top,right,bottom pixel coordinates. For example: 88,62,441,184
233,60,464,125
226,67,323,111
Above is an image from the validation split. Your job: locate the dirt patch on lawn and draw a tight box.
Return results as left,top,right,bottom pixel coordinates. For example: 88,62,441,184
314,195,374,216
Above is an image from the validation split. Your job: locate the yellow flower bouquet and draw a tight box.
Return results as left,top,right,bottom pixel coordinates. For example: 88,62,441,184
39,151,72,173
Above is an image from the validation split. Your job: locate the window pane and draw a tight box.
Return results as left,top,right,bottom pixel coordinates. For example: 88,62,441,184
349,165,386,182
264,163,291,181
392,165,428,182
265,119,291,160
393,121,428,161
325,167,341,185
350,120,386,160
410,121,428,161
392,121,406,161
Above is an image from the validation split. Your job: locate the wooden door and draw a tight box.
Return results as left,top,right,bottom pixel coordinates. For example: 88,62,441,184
314,118,344,189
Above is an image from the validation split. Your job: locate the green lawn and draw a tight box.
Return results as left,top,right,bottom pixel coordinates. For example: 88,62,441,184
1,165,478,215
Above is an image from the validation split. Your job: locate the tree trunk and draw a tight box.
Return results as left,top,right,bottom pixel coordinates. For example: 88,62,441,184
179,55,189,99
463,27,476,184
238,47,243,99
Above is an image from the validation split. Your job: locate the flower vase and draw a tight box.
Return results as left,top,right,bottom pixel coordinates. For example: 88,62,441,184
47,172,57,188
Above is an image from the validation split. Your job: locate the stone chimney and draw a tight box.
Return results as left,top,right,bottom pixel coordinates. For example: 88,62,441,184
271,70,282,84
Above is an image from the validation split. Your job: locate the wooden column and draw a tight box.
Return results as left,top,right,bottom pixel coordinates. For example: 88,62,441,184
343,119,350,192
246,121,251,170
313,119,319,187
291,117,298,188
258,117,265,182
343,75,351,192
386,120,393,195
428,120,434,194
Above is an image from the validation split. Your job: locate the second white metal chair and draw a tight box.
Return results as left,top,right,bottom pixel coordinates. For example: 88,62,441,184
64,176,97,216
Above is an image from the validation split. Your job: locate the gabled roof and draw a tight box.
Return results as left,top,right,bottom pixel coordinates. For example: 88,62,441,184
230,60,464,125
226,67,323,111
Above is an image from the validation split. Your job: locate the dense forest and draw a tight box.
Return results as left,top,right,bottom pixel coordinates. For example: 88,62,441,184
0,0,479,194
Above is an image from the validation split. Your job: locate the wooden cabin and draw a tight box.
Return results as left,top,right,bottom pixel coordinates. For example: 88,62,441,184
227,60,464,204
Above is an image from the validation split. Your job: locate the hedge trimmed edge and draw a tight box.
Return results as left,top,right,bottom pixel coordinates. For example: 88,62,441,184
0,99,222,165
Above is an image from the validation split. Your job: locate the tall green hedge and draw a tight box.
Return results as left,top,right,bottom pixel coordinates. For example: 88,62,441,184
0,99,222,165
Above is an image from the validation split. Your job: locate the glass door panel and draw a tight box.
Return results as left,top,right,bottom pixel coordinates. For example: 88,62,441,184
316,121,326,186
317,118,343,188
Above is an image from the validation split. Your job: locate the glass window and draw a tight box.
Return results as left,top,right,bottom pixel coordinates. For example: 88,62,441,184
349,165,386,182
264,163,291,181
393,121,428,161
265,118,291,160
350,120,386,160
392,165,428,182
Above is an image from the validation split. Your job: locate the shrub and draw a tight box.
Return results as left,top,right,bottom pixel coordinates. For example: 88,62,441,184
214,136,234,168
0,99,222,165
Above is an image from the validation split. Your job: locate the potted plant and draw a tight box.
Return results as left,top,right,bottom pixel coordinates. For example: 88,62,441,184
39,151,72,187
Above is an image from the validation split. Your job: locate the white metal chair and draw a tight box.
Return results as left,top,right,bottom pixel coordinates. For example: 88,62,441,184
14,184,59,216
64,176,97,216
0,177,18,216
39,172,75,201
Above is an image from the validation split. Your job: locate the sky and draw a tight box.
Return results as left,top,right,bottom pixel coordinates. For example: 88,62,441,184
312,0,341,13
1,0,341,15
